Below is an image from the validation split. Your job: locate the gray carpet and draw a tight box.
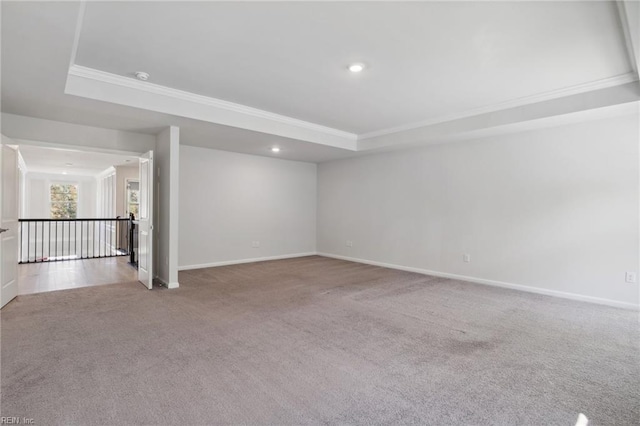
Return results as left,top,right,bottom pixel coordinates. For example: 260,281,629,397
1,256,638,425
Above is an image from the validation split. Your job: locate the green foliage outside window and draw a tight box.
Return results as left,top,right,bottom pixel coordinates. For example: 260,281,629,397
127,181,139,218
50,184,78,219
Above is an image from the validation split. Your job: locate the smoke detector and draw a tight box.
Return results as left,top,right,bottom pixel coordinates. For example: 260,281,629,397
135,71,150,81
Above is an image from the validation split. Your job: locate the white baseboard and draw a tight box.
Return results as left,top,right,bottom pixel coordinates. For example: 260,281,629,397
155,276,180,289
317,252,639,311
178,252,317,271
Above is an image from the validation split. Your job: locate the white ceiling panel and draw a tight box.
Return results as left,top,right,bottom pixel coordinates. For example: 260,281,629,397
76,1,632,134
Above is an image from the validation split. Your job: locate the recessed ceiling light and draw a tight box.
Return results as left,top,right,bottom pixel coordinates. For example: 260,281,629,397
135,71,150,81
62,171,68,175
271,147,281,153
348,63,365,73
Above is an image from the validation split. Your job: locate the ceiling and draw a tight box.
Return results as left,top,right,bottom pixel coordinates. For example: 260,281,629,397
1,1,639,163
0,1,354,162
19,144,139,177
76,1,631,134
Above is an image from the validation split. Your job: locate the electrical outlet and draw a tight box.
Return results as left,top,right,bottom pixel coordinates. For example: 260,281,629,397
251,241,260,248
625,272,637,283
346,240,353,247
463,253,471,263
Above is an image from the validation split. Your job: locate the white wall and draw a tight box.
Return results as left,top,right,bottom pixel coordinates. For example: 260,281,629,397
317,114,639,308
155,126,180,287
179,145,317,269
24,172,96,218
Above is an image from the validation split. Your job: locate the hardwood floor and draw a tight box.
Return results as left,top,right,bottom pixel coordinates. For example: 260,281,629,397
18,256,138,295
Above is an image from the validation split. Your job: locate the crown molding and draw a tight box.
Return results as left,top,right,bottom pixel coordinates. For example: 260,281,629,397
24,165,106,178
96,165,116,180
359,72,638,140
358,82,640,153
68,1,86,70
362,101,639,156
616,1,640,77
8,136,146,157
68,65,357,141
67,65,637,153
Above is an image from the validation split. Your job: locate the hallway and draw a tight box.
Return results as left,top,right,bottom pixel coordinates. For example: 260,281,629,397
18,256,137,295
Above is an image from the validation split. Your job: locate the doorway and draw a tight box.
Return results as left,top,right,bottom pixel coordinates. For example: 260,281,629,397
9,142,150,298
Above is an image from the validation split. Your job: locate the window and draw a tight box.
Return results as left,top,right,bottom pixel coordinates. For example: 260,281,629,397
50,184,78,219
126,180,139,218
